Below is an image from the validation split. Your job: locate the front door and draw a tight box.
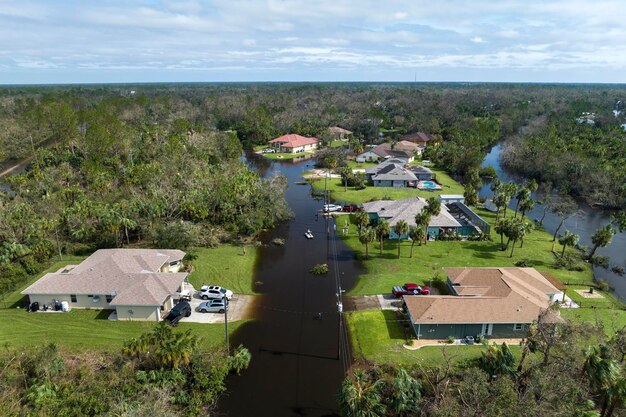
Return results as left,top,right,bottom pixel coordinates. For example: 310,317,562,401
481,323,493,336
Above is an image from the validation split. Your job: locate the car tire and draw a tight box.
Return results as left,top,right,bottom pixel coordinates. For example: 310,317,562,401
200,309,206,313
219,309,224,313
202,295,208,300
185,311,191,317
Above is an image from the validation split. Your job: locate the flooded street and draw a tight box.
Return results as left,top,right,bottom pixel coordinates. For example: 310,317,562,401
219,153,363,417
480,143,626,300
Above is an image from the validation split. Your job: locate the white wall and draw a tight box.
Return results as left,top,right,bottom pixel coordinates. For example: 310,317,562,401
115,305,160,321
27,293,113,309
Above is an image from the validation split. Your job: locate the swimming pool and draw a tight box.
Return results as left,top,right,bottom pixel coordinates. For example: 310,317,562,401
417,180,442,191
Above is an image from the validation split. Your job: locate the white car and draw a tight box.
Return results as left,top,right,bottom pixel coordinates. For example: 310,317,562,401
197,299,229,313
198,285,233,300
323,204,342,212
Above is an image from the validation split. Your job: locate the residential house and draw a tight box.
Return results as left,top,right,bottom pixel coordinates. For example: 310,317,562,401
439,195,465,204
22,249,190,321
364,160,418,187
404,267,563,340
328,126,353,141
269,134,320,153
355,141,421,162
400,132,437,147
409,165,434,181
363,196,489,238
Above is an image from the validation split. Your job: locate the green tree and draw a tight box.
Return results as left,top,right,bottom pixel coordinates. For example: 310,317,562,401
414,211,431,245
583,345,626,417
339,369,385,417
376,219,390,255
123,322,197,370
463,183,479,206
559,230,580,258
354,211,370,234
385,368,422,416
480,342,515,378
587,224,616,260
359,227,375,259
425,196,441,217
408,227,425,258
394,220,409,259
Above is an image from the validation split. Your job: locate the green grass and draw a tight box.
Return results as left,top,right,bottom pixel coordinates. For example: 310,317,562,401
566,286,624,309
347,310,519,366
264,151,315,160
338,207,594,296
330,140,348,148
188,245,258,295
346,161,378,170
560,308,626,336
0,308,243,352
310,167,464,205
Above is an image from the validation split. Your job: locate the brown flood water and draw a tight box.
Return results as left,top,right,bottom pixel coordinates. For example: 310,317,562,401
218,152,364,417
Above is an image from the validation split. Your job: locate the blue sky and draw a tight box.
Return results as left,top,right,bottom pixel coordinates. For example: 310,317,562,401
1,0,625,84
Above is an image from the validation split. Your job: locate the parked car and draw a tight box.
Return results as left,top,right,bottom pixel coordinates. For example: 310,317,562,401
262,148,276,153
165,301,191,325
392,283,430,297
323,204,342,212
198,299,229,313
342,204,364,212
198,285,233,300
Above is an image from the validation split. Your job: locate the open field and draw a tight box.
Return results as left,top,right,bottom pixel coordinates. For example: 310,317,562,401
188,245,258,295
310,167,464,205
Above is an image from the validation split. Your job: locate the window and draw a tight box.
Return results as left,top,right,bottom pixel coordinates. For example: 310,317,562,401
87,294,93,298
513,323,524,331
70,294,77,303
105,295,113,303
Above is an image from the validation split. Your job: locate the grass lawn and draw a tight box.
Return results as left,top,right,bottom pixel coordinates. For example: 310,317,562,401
347,161,378,170
310,167,464,205
330,140,347,148
188,245,258,295
347,310,520,366
0,309,243,352
264,151,315,160
560,308,626,336
339,207,594,296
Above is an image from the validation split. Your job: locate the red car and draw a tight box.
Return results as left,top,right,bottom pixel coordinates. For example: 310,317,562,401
342,204,364,212
392,283,430,297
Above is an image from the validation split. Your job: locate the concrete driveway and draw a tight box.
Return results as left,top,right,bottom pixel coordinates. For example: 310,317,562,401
179,293,255,324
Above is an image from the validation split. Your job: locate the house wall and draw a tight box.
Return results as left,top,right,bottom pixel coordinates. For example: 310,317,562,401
356,151,381,162
412,322,528,340
115,305,160,321
27,293,113,309
161,261,182,273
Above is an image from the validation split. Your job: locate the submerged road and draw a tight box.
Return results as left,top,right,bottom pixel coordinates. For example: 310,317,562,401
219,153,364,417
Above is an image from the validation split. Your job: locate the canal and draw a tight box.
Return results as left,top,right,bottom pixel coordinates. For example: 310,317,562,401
480,143,626,300
219,152,364,417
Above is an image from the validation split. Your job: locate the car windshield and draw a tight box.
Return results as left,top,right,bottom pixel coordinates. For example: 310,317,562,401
219,288,226,294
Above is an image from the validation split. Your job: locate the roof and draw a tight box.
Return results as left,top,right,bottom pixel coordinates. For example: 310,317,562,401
440,194,464,199
269,134,319,148
363,197,462,228
359,143,414,160
401,132,434,144
328,126,352,135
22,249,187,306
404,267,563,325
371,164,418,182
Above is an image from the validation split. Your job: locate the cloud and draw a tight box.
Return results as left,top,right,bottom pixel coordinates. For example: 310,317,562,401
0,0,625,83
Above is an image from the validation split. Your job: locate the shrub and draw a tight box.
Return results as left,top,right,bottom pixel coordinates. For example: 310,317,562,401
272,238,285,246
590,255,610,269
479,166,497,178
553,253,584,271
514,259,534,267
227,345,252,375
611,266,624,276
310,263,329,275
595,279,611,292
446,336,456,344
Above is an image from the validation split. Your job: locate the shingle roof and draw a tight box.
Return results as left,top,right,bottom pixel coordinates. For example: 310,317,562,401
363,197,461,228
269,134,319,148
405,267,563,325
22,249,187,306
401,132,434,143
328,126,352,135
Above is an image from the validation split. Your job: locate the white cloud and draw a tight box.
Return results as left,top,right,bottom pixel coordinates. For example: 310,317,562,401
471,36,484,43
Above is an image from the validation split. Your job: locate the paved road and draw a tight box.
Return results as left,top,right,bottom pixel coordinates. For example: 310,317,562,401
180,294,255,324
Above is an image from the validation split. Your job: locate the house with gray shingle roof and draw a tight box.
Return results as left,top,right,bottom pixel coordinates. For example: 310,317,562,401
22,249,189,321
404,267,563,340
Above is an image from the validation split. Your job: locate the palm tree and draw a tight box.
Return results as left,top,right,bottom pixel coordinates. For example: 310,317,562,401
339,370,386,417
376,219,390,255
514,187,531,218
518,220,534,248
414,211,431,245
519,197,535,219
338,166,352,192
558,230,580,257
354,211,370,234
394,220,409,259
408,227,425,258
587,224,616,260
388,368,421,416
425,197,441,217
359,227,375,259
494,219,510,251
583,345,625,417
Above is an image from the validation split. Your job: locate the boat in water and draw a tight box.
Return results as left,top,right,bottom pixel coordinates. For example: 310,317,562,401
304,229,314,239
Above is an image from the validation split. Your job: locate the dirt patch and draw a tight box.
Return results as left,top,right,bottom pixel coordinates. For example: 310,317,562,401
574,289,605,299
346,295,380,311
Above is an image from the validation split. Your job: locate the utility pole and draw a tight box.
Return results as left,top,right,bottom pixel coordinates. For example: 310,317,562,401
224,296,229,353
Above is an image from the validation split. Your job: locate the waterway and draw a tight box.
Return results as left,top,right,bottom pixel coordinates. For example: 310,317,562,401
219,151,364,417
480,143,626,300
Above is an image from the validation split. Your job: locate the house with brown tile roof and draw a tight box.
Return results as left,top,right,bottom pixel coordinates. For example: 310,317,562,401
22,249,189,321
356,141,422,163
269,134,319,153
328,126,353,140
404,267,564,340
400,132,438,147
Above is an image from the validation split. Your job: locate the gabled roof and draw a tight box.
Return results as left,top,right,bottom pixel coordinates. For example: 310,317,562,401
371,164,418,181
401,132,434,143
404,267,563,325
328,126,353,135
363,197,462,228
22,249,187,306
269,134,319,148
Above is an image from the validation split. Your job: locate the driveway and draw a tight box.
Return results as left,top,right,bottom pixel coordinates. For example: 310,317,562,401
179,294,255,324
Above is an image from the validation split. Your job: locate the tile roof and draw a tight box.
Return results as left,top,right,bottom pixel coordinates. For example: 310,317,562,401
363,197,462,228
328,126,353,135
405,267,563,325
22,249,187,306
401,132,434,143
268,134,319,148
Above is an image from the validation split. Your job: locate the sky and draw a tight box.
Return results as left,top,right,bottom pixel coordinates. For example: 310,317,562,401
1,0,626,84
